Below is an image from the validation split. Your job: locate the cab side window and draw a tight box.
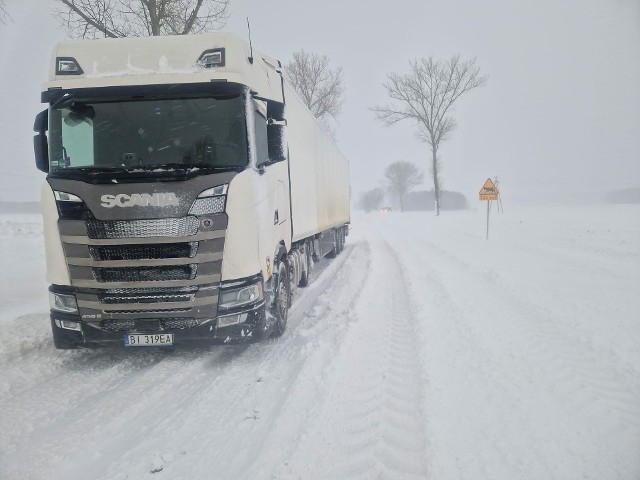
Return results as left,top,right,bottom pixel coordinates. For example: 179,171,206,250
254,110,269,167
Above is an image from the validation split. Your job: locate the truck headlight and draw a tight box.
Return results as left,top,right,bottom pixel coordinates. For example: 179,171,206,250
49,292,78,313
219,281,263,310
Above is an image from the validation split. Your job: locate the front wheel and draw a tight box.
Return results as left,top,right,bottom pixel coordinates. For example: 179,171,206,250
271,261,290,337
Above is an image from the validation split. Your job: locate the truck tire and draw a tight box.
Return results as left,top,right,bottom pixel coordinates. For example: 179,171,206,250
337,227,344,254
271,261,289,337
326,230,338,258
299,242,312,287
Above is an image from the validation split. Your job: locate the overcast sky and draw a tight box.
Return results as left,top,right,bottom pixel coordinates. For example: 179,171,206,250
0,0,638,205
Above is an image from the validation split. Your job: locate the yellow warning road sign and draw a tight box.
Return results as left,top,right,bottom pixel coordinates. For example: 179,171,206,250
479,178,499,200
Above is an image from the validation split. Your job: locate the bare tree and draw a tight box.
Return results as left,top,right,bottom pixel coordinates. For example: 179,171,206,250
372,56,487,215
358,187,385,213
285,50,344,132
0,0,11,25
384,161,424,212
53,0,229,38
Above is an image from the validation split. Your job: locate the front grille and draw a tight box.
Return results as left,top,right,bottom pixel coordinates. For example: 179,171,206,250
189,196,226,215
89,242,198,260
93,265,197,283
104,307,192,314
105,286,199,294
101,293,196,304
86,217,199,239
162,318,199,329
99,318,199,332
100,319,136,332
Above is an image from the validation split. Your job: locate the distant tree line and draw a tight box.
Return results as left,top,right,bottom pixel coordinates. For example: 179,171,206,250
357,160,468,213
605,188,640,204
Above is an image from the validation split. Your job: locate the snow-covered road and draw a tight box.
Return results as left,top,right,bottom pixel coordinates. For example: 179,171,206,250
1,205,639,480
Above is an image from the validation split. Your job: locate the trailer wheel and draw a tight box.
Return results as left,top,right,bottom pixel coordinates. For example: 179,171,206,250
271,261,289,337
326,230,338,258
334,227,342,255
299,242,312,287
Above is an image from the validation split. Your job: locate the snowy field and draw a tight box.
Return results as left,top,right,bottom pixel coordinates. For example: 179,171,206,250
0,204,639,480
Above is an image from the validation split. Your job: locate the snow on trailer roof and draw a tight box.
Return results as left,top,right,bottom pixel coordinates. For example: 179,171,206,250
42,32,284,103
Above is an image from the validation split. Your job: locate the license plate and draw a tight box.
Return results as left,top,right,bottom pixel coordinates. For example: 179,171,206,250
124,333,174,347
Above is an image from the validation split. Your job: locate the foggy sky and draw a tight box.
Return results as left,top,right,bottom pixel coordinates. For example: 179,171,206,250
1,0,638,205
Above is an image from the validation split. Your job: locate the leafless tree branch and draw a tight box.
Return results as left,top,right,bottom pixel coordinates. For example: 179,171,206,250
0,0,12,25
285,50,345,132
53,0,229,38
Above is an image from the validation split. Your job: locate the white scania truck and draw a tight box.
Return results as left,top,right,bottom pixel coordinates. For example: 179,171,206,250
33,33,350,348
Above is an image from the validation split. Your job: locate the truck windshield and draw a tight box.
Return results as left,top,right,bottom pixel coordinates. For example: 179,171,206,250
48,95,248,172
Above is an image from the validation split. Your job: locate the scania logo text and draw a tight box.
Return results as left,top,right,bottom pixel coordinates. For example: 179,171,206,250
100,193,179,208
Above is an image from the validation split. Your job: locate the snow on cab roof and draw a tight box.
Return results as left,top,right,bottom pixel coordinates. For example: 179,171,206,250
42,32,283,102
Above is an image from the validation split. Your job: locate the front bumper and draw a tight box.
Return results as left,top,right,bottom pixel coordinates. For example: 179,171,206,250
50,304,270,349
48,272,273,349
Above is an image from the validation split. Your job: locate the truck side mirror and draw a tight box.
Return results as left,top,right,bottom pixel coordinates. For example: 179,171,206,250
34,134,49,173
267,121,287,162
33,110,49,173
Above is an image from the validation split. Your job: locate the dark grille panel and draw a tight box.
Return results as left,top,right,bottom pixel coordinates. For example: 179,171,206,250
100,319,136,332
162,318,199,329
105,286,199,294
101,293,196,304
100,318,199,332
104,308,191,314
86,217,199,239
89,242,198,260
93,265,197,283
57,201,91,220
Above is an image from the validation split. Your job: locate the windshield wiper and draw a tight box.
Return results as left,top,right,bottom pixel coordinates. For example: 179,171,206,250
135,163,243,172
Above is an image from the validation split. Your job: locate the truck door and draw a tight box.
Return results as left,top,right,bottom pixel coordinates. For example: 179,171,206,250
253,99,290,269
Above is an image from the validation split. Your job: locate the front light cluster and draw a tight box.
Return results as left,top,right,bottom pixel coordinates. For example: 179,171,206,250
49,292,78,313
54,191,82,202
217,312,248,328
189,184,228,215
54,319,82,331
219,281,263,310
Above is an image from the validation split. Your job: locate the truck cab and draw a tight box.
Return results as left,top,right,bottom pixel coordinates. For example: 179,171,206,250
34,33,350,349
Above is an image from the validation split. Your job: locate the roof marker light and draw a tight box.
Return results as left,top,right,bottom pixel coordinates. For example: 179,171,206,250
198,48,225,68
56,57,84,75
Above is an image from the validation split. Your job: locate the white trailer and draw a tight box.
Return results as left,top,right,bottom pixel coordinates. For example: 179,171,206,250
34,32,350,348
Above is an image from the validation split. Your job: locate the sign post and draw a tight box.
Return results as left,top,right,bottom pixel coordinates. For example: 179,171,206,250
479,178,499,240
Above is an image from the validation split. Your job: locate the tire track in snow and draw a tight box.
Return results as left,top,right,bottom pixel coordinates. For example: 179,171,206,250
269,236,429,479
